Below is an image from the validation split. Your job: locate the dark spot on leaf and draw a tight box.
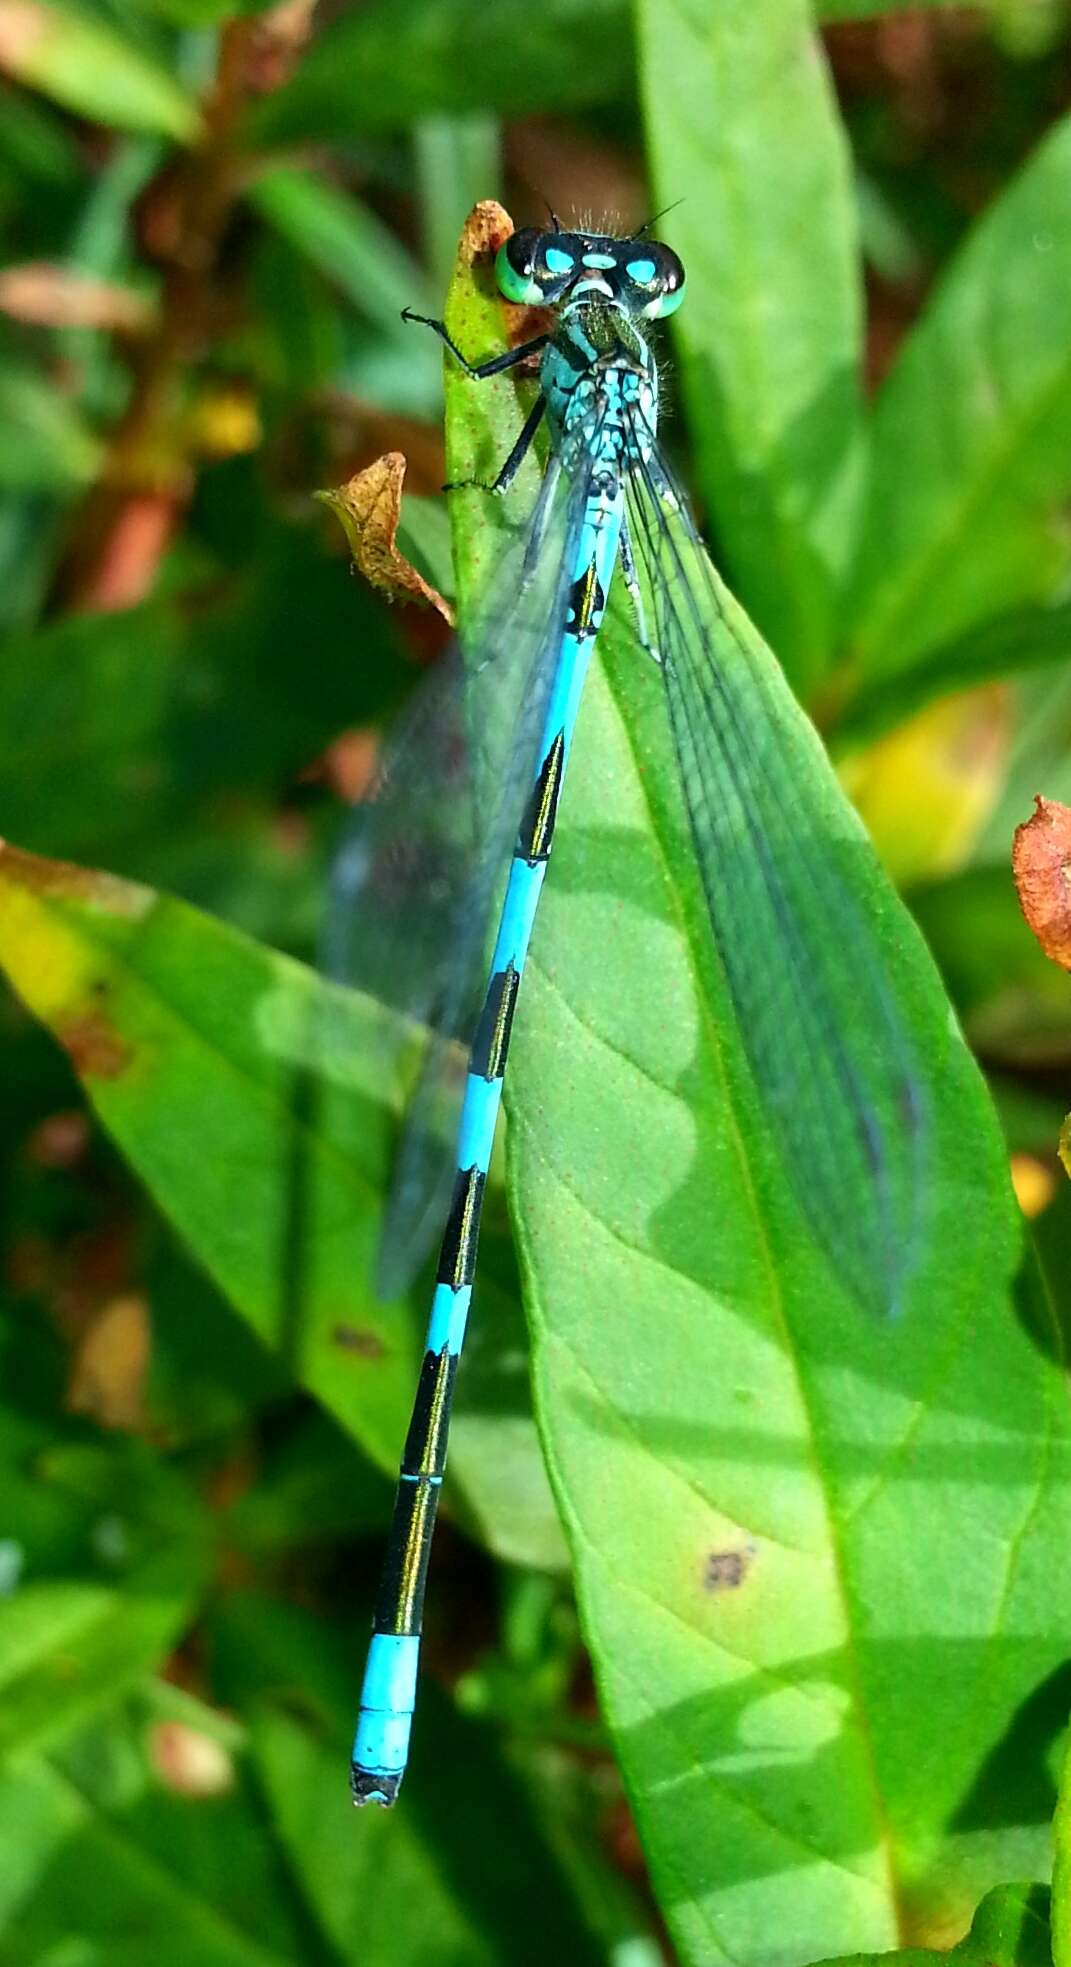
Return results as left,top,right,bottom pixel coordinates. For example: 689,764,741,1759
57,1012,131,1079
333,1322,384,1360
704,1544,755,1593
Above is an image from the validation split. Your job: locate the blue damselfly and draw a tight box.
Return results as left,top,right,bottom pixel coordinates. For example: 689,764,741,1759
328,212,927,1806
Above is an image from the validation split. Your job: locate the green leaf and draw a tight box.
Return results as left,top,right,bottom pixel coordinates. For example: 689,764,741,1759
1055,1726,1071,1966
813,1884,1053,1965
247,167,434,328
0,845,564,1572
636,0,864,692
512,630,1068,1961
0,525,391,875
977,659,1071,870
0,2,201,140
910,864,1071,1068
0,363,102,491
0,1695,320,1966
849,114,1071,691
415,112,502,297
250,0,635,145
248,0,980,151
836,599,1071,752
216,1594,606,1967
0,1555,205,1761
438,213,1071,1964
122,0,281,27
247,168,443,415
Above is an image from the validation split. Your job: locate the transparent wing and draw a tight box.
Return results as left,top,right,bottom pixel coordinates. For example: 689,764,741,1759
624,439,929,1315
323,453,589,1297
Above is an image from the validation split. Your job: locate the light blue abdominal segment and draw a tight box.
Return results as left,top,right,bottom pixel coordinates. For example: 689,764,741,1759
344,219,926,1806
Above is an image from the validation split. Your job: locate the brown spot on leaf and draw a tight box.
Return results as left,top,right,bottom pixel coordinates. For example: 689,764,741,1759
1012,796,1071,971
333,1322,385,1360
317,453,453,623
58,1010,132,1079
704,1544,755,1593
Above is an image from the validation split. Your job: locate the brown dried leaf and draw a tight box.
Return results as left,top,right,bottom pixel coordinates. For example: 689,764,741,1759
150,1722,235,1797
460,197,551,351
317,452,453,624
0,262,154,332
1012,795,1071,971
66,1292,150,1430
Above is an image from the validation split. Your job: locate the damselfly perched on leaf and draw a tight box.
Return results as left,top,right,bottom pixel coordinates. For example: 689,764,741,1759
327,210,929,1807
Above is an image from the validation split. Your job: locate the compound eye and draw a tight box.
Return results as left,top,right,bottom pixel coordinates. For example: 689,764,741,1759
495,228,545,305
640,245,686,319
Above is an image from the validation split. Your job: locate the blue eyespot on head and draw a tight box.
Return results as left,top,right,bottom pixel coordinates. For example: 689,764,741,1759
545,246,575,276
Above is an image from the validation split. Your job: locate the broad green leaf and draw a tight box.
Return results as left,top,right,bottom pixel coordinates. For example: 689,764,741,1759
637,0,864,692
0,1555,205,1761
415,112,502,297
248,0,991,149
250,0,636,145
216,1594,606,1967
0,845,564,1571
0,1695,320,1967
247,168,442,416
0,526,391,877
0,2,200,140
836,600,1071,754
247,167,434,328
0,81,82,183
814,1884,1053,1965
438,211,1071,1964
849,114,1071,691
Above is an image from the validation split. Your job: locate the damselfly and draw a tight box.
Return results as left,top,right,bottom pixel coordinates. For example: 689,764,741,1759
328,214,927,1806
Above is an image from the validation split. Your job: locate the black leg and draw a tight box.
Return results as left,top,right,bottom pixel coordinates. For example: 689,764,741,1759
401,308,549,380
444,395,546,496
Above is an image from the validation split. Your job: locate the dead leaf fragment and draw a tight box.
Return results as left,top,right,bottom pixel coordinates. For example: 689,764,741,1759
66,1293,150,1429
1012,795,1071,970
457,198,551,351
0,262,155,333
150,1721,235,1796
317,453,453,624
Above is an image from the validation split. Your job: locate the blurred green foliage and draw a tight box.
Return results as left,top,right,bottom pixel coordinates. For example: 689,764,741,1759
2,2,1071,1965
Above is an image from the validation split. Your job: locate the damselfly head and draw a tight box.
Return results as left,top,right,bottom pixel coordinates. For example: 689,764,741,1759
496,227,685,322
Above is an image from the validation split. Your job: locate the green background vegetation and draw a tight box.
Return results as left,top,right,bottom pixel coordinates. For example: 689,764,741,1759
1,2,1071,1964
